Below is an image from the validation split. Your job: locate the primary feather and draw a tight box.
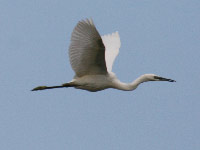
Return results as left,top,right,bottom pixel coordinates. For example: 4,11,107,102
69,19,107,77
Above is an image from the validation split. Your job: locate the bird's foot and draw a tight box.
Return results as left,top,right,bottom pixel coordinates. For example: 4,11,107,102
31,86,47,91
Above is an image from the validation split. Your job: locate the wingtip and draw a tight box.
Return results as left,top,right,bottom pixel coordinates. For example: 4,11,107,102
80,18,94,26
115,31,119,35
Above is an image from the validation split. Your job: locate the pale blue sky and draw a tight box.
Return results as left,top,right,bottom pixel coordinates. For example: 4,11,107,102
0,0,200,150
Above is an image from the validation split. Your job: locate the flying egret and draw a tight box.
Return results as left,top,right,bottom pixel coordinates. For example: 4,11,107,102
32,18,175,92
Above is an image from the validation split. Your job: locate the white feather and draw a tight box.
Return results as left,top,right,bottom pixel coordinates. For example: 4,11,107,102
101,31,121,72
69,19,107,77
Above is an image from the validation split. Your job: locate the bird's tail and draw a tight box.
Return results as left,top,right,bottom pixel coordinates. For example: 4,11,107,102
31,82,75,91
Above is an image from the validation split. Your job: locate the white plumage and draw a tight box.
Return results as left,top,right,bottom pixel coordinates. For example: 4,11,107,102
32,18,175,92
102,31,120,72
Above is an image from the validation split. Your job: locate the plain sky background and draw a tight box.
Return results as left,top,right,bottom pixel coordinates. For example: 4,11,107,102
0,0,200,150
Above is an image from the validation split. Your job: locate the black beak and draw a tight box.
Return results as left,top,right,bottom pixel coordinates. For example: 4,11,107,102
154,76,176,82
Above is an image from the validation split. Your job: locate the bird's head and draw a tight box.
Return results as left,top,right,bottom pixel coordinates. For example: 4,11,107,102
142,74,176,82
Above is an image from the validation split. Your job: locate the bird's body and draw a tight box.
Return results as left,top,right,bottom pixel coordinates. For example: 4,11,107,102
32,18,175,92
70,74,114,92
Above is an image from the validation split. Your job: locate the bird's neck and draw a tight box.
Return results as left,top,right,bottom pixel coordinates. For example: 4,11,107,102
113,75,149,91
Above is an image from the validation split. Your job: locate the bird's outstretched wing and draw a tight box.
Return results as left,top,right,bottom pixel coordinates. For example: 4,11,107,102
69,18,107,77
101,31,121,72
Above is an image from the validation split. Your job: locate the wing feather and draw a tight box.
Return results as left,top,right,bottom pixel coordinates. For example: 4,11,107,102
101,31,121,72
69,19,107,77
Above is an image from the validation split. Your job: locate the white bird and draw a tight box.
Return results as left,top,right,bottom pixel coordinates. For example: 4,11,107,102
32,18,175,92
